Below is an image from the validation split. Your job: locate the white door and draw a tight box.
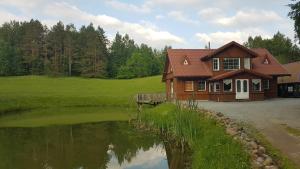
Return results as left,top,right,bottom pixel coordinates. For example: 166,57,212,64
236,79,249,99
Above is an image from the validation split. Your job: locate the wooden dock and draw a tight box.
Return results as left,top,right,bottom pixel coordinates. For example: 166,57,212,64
136,93,166,105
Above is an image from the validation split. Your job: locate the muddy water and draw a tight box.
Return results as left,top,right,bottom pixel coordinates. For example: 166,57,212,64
0,122,186,169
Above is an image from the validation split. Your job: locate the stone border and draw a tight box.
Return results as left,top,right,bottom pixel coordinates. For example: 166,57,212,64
197,108,279,169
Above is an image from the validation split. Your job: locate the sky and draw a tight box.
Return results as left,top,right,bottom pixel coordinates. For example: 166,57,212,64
0,0,296,49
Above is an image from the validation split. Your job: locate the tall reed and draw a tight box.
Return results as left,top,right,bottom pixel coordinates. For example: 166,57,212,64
141,103,250,169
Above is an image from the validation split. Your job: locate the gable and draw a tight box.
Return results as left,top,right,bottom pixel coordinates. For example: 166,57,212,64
201,41,257,61
213,45,254,59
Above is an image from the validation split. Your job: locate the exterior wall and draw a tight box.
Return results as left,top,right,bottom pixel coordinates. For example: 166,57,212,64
264,76,278,98
170,72,271,101
278,82,300,97
174,77,209,100
207,46,253,76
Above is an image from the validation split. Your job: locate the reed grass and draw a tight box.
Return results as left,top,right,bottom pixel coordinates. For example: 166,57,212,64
141,103,251,169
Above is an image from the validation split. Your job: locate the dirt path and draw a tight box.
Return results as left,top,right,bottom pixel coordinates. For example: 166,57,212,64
195,98,300,166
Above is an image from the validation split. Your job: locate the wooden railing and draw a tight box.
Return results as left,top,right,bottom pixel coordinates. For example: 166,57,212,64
136,93,166,105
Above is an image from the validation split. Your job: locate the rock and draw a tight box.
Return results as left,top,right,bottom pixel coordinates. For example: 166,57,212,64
258,146,266,154
257,156,264,162
226,127,238,136
250,141,258,149
263,157,273,166
264,165,278,169
216,112,223,117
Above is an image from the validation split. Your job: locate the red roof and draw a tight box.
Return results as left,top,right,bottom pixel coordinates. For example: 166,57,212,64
208,69,272,81
167,49,213,77
278,61,300,83
251,48,290,76
164,41,289,80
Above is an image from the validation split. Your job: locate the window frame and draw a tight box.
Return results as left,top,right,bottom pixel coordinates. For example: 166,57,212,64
214,82,220,92
223,58,240,70
244,58,251,69
212,58,220,71
223,79,232,92
197,80,206,91
184,81,194,92
252,79,261,92
263,80,270,90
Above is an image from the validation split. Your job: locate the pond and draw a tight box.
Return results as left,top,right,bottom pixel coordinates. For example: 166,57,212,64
0,122,186,169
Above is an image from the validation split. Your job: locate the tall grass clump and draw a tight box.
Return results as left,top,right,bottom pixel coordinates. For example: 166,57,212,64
141,103,251,169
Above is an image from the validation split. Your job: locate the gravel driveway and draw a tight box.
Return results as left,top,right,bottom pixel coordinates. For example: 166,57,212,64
196,98,300,166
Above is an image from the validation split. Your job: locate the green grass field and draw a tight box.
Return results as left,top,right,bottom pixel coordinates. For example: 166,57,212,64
0,75,164,127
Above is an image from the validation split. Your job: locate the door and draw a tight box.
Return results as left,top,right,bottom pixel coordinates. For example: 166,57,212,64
236,79,249,99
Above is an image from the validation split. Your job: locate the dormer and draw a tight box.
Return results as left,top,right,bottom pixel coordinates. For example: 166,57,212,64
263,55,270,65
182,56,190,65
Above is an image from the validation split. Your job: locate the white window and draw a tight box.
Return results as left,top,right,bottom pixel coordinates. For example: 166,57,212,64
214,82,220,92
252,79,261,91
184,81,194,91
244,58,250,69
263,80,270,90
223,79,232,92
197,80,206,91
213,58,219,71
263,58,269,64
288,86,293,92
223,58,240,70
209,83,213,92
183,59,189,65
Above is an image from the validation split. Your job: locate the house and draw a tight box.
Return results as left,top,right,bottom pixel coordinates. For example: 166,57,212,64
162,41,290,101
278,61,300,97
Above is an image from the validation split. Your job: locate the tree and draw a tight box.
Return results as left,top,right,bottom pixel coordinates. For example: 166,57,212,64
79,24,108,77
244,32,300,63
288,0,300,43
108,33,137,78
20,19,45,75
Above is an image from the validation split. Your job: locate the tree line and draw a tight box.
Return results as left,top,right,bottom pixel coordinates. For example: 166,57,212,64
0,19,168,78
244,32,300,64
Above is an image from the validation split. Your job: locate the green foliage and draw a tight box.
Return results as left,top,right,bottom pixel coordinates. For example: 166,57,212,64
141,103,251,169
244,32,300,63
289,0,300,43
0,20,166,78
0,75,164,127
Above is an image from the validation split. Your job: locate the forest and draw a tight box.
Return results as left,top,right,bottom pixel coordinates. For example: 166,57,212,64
0,20,168,78
0,19,299,78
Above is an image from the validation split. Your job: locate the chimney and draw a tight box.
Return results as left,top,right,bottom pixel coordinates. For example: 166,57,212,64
208,41,211,49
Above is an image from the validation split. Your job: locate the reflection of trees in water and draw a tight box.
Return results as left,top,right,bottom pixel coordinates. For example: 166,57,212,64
0,122,164,169
164,140,187,169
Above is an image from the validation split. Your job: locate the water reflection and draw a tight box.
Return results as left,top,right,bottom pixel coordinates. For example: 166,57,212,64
0,122,186,169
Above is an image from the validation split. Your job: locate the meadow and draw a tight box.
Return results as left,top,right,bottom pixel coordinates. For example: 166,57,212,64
0,75,164,127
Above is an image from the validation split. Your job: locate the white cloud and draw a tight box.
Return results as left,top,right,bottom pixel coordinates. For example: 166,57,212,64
155,15,164,20
196,29,271,48
167,11,199,25
198,8,223,19
43,2,184,48
105,0,151,14
215,9,283,27
0,10,27,24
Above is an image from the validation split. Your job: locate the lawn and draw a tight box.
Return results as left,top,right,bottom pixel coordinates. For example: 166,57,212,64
0,75,164,127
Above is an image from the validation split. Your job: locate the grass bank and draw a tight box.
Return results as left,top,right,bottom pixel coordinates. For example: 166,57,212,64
140,103,251,169
0,75,164,127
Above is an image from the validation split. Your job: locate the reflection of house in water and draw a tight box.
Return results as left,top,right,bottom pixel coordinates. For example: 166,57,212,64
278,61,300,97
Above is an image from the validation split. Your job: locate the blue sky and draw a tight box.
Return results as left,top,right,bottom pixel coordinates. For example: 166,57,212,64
0,0,296,49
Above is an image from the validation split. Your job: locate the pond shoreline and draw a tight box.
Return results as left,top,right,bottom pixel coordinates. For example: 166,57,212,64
137,103,252,169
